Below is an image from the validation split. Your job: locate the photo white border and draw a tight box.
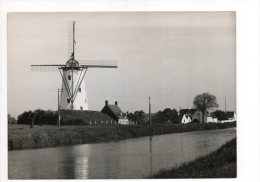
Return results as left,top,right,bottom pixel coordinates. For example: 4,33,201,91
1,0,260,182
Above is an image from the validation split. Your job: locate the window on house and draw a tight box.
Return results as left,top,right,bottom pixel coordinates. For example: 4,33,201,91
68,75,71,80
78,87,81,92
67,98,71,103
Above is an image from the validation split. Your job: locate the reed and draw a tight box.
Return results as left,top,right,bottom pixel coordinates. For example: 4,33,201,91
8,122,236,150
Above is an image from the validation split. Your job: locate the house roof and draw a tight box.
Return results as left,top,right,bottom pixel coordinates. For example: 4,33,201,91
178,109,196,122
183,114,191,120
106,104,127,119
179,109,197,116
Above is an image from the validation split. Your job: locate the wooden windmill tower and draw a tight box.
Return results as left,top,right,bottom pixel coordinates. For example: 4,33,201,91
31,21,117,110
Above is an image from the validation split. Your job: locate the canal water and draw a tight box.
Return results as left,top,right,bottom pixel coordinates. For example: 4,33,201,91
9,128,236,179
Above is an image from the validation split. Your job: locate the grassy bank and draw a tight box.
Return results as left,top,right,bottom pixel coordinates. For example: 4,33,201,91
149,138,237,178
8,122,236,150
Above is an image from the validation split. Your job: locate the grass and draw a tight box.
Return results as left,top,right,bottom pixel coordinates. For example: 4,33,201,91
149,138,237,178
8,122,236,150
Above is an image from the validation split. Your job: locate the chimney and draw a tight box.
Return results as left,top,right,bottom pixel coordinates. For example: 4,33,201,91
105,100,108,106
115,101,118,106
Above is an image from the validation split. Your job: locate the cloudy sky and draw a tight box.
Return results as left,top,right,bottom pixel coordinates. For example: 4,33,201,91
8,12,236,117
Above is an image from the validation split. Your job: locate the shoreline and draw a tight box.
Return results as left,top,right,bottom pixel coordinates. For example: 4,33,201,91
149,137,237,178
8,122,236,151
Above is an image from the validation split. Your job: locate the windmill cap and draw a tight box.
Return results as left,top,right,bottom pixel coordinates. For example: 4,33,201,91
66,59,79,68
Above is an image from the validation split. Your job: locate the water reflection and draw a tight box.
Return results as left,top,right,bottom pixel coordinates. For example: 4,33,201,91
9,128,236,179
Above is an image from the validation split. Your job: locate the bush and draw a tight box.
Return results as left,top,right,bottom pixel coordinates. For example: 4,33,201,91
190,119,200,123
17,109,58,125
152,109,179,124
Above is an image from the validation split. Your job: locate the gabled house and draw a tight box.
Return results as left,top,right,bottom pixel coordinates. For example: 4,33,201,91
101,100,130,125
180,114,192,124
179,108,210,123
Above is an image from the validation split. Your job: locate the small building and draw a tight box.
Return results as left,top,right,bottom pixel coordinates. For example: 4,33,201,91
206,113,218,123
179,108,209,123
180,114,192,124
101,100,130,125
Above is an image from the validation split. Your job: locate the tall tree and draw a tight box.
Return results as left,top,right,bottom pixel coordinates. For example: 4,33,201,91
193,93,219,123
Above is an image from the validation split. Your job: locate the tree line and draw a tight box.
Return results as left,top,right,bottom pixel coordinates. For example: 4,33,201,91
127,108,179,125
12,92,229,125
17,109,58,126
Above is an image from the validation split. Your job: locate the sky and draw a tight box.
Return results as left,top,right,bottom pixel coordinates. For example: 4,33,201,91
7,12,236,118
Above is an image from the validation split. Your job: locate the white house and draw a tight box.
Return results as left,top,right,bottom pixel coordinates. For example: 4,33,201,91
180,114,192,124
179,109,208,123
179,108,219,123
118,115,130,125
205,112,218,123
206,117,218,123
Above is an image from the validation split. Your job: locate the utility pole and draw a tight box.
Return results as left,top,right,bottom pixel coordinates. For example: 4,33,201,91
149,96,151,129
58,88,62,126
225,96,226,113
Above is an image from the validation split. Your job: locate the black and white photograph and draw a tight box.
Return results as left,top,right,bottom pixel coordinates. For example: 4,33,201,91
1,1,260,181
7,12,237,179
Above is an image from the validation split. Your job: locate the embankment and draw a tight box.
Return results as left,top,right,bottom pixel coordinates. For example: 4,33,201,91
8,122,236,150
149,138,237,178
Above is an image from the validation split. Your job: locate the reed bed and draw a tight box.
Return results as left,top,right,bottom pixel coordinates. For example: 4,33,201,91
8,122,236,150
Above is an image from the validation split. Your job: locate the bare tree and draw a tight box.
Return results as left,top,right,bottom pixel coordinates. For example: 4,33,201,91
193,93,219,123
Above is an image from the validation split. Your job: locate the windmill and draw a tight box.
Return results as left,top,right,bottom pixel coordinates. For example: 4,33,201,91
31,21,117,111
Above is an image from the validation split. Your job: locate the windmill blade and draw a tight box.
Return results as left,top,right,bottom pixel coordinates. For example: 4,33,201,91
68,21,75,59
31,65,65,71
78,60,118,68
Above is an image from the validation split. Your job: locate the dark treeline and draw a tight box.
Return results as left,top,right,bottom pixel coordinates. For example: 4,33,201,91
18,109,58,125
127,108,179,125
127,109,230,125
151,108,179,124
213,110,229,121
16,108,230,126
18,108,180,126
127,110,146,125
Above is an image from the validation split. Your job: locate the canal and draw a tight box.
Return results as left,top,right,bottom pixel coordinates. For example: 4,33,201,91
8,128,236,179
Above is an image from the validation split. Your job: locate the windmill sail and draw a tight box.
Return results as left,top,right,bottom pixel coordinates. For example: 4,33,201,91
31,21,118,111
68,21,75,59
31,64,65,71
78,60,118,68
